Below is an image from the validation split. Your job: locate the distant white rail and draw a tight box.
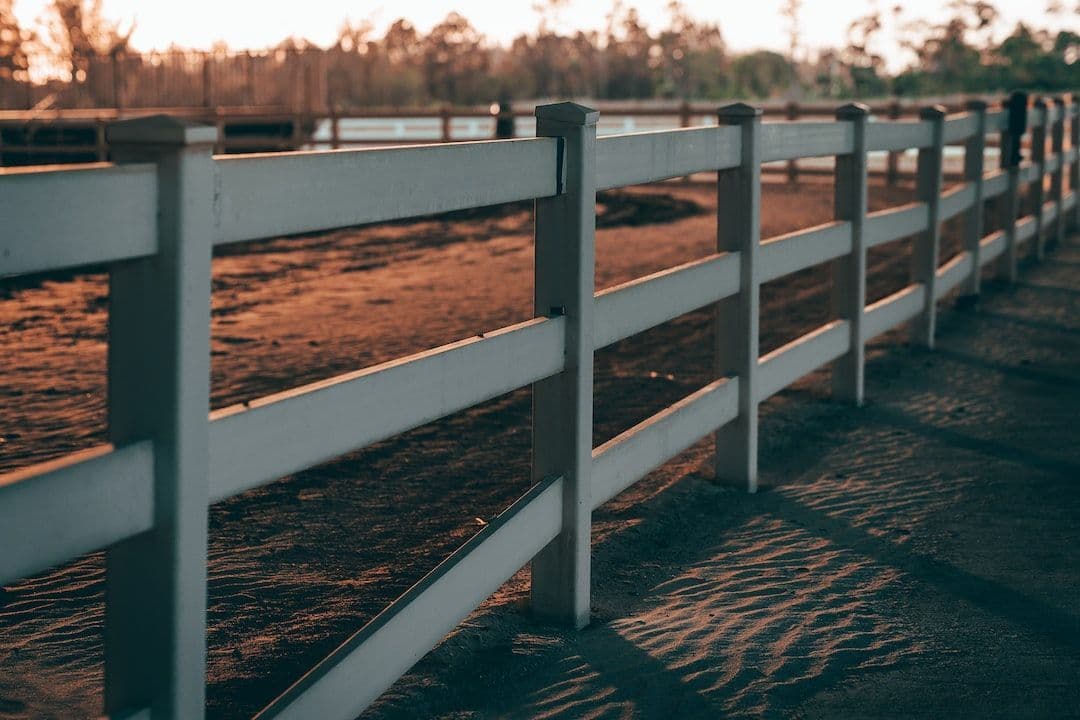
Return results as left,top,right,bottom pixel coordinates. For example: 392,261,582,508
2,91,1079,720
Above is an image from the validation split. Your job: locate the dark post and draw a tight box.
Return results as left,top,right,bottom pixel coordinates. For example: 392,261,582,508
886,99,902,186
202,52,212,109
495,99,515,140
1050,96,1065,249
786,100,799,183
998,91,1027,282
1030,98,1047,260
961,100,987,299
1071,95,1080,231
440,105,452,143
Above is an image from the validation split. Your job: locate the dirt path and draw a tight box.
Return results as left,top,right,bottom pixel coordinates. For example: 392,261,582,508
359,237,1080,719
1,178,993,718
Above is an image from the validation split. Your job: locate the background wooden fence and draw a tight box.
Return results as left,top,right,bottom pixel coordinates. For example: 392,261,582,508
1,90,1078,719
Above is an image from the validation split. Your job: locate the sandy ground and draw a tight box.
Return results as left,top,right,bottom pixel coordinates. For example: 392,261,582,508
1,177,1070,718
361,233,1080,719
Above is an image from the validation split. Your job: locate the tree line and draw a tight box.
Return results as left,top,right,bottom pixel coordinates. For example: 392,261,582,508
0,0,1077,110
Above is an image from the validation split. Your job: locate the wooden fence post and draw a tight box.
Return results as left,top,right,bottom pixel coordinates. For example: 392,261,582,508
911,105,945,349
715,103,762,493
201,53,212,109
886,99,902,186
104,116,215,719
679,99,691,129
1072,95,1080,231
530,102,598,630
1050,96,1065,249
1030,98,1047,261
831,103,868,404
495,100,516,139
962,100,988,298
95,118,108,161
999,91,1027,283
440,105,452,143
786,101,799,184
1071,95,1080,231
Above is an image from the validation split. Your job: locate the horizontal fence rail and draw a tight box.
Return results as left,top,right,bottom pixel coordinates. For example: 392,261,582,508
2,90,1079,719
208,317,566,501
215,137,562,243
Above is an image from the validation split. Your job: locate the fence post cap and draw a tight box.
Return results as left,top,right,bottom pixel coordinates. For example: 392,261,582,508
918,104,947,120
535,102,599,127
835,102,870,120
964,99,989,111
717,102,762,123
107,114,217,146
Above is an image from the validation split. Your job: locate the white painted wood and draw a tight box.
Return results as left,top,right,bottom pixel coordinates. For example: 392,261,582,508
866,120,934,152
1065,190,1077,212
961,102,987,296
1027,106,1047,128
595,125,740,190
939,182,977,222
865,201,930,248
591,377,739,509
0,442,153,586
530,103,596,629
214,138,561,244
997,108,1022,283
911,106,946,349
104,116,215,719
593,251,740,349
756,320,851,402
935,251,975,300
943,113,979,143
979,229,1007,264
1040,200,1057,226
255,475,564,720
759,121,854,162
1019,162,1040,184
983,170,1008,198
1049,98,1066,248
1016,214,1037,242
1,163,157,276
715,104,761,493
863,284,927,340
209,316,565,501
759,221,853,283
830,104,868,405
985,109,1008,133
1072,100,1080,229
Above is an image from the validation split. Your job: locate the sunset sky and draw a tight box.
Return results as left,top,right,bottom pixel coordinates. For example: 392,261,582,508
9,0,1077,71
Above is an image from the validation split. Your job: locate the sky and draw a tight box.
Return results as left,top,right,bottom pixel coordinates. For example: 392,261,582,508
10,0,1078,72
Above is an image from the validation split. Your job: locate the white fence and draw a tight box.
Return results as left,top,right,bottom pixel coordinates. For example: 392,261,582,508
2,92,1079,719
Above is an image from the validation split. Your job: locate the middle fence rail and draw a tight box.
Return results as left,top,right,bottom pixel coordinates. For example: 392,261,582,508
1,90,1079,719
